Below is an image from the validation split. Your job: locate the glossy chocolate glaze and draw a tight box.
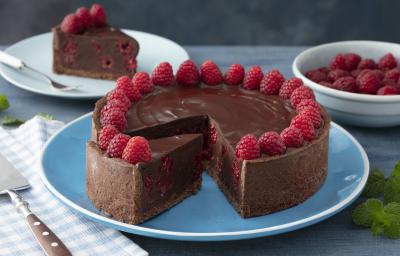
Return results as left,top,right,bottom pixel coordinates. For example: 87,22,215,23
126,85,297,145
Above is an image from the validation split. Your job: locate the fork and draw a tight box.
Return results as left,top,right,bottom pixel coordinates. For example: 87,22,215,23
0,51,81,91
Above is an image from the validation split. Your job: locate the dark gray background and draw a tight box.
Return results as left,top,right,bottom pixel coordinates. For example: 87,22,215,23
0,0,398,45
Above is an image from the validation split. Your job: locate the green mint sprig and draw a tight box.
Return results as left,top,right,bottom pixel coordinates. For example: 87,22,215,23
353,161,400,239
2,115,25,126
37,112,54,121
0,94,10,111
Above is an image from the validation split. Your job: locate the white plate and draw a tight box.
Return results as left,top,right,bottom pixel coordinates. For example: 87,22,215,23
0,30,189,99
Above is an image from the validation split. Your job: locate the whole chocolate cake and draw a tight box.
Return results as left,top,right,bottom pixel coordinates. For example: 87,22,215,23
52,4,139,80
87,60,330,224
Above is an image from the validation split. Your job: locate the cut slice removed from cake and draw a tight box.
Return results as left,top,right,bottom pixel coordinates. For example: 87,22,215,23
86,133,204,224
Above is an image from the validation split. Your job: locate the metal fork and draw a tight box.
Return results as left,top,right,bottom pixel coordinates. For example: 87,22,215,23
0,51,81,91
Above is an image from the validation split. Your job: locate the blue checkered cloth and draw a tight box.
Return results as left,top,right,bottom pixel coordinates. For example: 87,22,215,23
0,116,148,256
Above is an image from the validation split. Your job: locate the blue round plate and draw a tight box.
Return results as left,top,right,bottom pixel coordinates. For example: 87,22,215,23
39,113,369,241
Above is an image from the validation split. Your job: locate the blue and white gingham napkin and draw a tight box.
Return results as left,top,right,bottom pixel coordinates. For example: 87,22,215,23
0,116,148,256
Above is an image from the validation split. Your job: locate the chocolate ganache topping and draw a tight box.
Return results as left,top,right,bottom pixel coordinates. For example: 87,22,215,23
126,85,297,145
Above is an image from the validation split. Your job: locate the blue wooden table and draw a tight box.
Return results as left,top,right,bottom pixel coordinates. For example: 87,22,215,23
1,46,400,256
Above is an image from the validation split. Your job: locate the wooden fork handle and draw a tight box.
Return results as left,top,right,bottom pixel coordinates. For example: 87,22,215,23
8,190,71,256
26,214,71,256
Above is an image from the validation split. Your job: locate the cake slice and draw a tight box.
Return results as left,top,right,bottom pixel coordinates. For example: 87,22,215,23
86,133,203,224
52,4,139,80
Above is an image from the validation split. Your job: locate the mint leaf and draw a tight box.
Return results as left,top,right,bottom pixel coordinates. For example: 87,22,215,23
2,116,25,126
371,220,385,236
353,203,373,227
352,199,385,227
384,202,400,218
384,221,400,239
363,169,385,198
384,177,400,204
391,161,400,179
383,203,400,239
0,94,10,111
37,112,54,121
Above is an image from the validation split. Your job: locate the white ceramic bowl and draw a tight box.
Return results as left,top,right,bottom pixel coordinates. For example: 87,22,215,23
292,41,400,127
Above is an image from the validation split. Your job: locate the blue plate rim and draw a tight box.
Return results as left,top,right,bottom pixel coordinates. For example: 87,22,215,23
39,112,370,239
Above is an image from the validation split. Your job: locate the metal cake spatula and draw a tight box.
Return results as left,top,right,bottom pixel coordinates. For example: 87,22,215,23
0,153,71,256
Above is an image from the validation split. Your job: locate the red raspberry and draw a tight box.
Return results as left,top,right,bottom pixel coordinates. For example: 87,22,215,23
330,54,348,70
382,79,397,87
299,107,322,128
98,125,120,150
101,99,129,118
107,89,131,107
115,76,142,102
305,69,327,83
290,86,315,109
371,69,384,81
378,53,397,70
384,68,400,82
295,99,321,113
75,7,92,29
351,69,362,78
290,115,315,141
200,60,223,86
107,134,130,158
61,14,84,34
279,77,303,99
260,69,285,95
377,86,399,95
122,136,152,164
231,158,241,187
224,63,245,85
258,131,286,156
280,126,304,148
357,59,377,70
243,66,263,90
356,69,372,81
132,72,154,95
319,67,330,74
331,76,357,92
344,53,361,71
176,60,200,86
327,69,349,82
100,108,127,131
319,81,333,88
89,3,107,27
235,134,260,160
357,71,381,94
151,62,174,86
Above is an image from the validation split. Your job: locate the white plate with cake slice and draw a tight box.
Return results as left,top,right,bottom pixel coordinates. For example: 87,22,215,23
0,30,189,99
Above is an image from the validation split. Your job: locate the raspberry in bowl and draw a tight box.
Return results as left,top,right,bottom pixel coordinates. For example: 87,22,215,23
292,41,400,127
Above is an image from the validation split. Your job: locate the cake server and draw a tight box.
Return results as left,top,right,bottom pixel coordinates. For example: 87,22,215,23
0,153,71,256
0,50,81,91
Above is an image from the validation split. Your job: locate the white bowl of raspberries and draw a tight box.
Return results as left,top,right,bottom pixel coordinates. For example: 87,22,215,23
292,40,400,127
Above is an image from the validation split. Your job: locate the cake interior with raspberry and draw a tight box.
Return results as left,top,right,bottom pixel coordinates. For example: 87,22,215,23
53,4,139,80
87,60,330,224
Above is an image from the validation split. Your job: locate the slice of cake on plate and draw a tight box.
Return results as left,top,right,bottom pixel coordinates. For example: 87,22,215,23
52,4,139,80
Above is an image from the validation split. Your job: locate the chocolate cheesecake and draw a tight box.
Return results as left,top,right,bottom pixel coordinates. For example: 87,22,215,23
89,73,330,223
52,4,139,80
